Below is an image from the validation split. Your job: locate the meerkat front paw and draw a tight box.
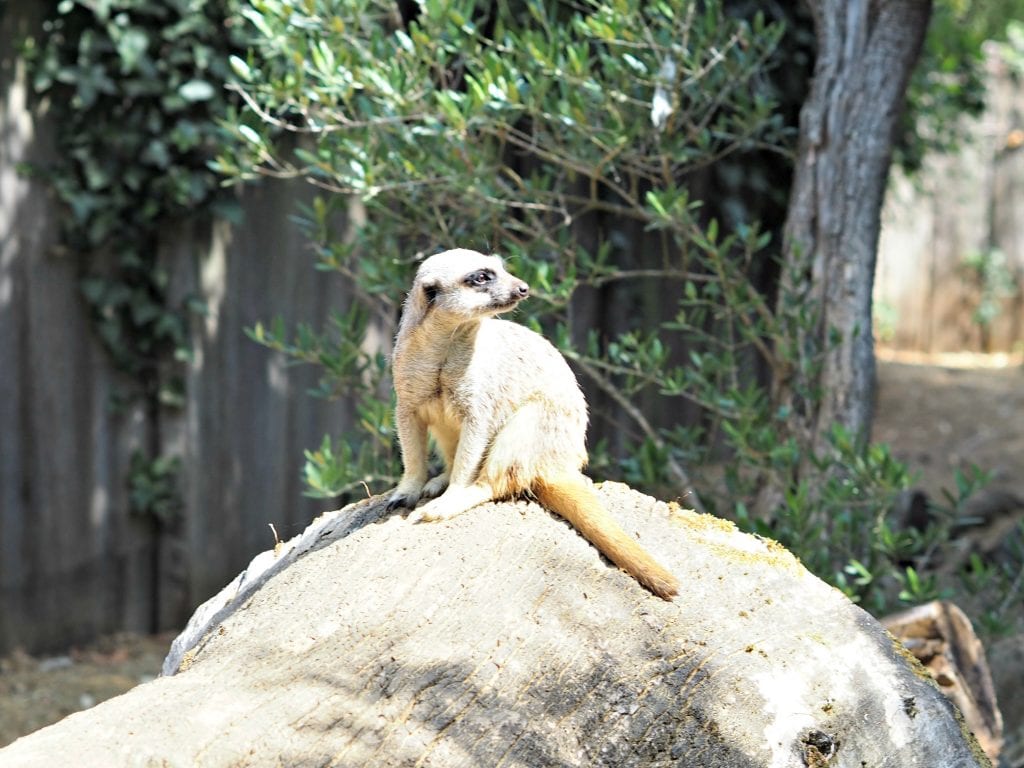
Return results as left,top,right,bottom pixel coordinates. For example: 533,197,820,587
408,484,494,523
421,473,450,499
386,493,418,512
407,497,455,523
386,478,425,512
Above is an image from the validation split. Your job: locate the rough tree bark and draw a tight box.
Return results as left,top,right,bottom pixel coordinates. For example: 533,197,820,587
0,485,989,767
768,0,932,508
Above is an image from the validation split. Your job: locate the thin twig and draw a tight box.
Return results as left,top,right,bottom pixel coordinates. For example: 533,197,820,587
571,356,706,514
998,561,1024,616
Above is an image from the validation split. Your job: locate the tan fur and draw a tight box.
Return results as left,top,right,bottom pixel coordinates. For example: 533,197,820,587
387,248,679,600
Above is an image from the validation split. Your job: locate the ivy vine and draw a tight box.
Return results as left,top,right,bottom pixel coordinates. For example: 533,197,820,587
27,0,244,520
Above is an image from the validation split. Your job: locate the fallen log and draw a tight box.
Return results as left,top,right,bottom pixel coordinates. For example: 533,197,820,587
0,483,990,766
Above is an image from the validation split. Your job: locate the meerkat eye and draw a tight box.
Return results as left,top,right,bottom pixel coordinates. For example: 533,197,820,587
465,269,495,287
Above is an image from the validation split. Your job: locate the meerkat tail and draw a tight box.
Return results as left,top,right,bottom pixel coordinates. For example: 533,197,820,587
533,474,679,600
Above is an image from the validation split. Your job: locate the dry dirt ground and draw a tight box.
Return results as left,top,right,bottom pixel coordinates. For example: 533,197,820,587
873,352,1024,503
1,357,1022,750
0,632,173,747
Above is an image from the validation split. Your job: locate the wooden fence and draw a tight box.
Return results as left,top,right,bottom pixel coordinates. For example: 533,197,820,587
0,5,356,653
876,55,1024,355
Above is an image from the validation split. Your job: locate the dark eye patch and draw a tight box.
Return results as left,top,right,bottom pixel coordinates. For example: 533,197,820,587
463,269,495,288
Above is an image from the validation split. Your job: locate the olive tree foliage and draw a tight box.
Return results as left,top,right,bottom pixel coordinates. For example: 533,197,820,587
220,0,783,488
216,0,950,615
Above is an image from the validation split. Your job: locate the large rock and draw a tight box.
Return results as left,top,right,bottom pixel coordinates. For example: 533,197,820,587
0,484,990,767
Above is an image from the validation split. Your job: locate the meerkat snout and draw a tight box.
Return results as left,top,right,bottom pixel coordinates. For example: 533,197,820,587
497,278,529,311
498,278,529,308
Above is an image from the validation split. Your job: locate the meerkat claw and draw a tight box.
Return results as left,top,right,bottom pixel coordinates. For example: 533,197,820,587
385,494,415,512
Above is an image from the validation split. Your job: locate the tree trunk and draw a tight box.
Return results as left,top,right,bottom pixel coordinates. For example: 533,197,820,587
0,485,988,767
770,0,932,490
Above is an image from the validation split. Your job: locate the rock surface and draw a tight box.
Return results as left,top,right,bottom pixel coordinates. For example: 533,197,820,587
0,484,990,767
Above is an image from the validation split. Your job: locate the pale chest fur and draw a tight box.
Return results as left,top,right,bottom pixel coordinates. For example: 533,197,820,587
393,319,583,435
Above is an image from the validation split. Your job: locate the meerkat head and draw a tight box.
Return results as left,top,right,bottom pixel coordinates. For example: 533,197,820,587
409,248,530,322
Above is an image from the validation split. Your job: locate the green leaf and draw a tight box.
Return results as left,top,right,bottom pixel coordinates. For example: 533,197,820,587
229,55,253,82
237,124,263,146
178,79,216,102
114,27,150,72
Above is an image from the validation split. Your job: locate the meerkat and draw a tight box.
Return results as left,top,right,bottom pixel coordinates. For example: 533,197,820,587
385,248,679,600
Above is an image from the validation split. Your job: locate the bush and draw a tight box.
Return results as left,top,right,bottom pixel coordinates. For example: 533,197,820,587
220,0,787,499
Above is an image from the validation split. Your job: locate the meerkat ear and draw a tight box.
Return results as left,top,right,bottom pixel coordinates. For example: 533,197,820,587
422,281,440,307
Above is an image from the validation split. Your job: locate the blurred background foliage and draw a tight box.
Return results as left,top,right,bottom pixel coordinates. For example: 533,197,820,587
23,0,248,522
26,0,245,400
898,0,1024,170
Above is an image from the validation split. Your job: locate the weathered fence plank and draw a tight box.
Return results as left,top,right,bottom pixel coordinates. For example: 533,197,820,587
876,55,1024,354
0,1,358,653
163,192,357,612
1,2,150,652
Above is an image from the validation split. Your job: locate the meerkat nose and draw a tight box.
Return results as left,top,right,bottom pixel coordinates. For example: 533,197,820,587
515,281,530,298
